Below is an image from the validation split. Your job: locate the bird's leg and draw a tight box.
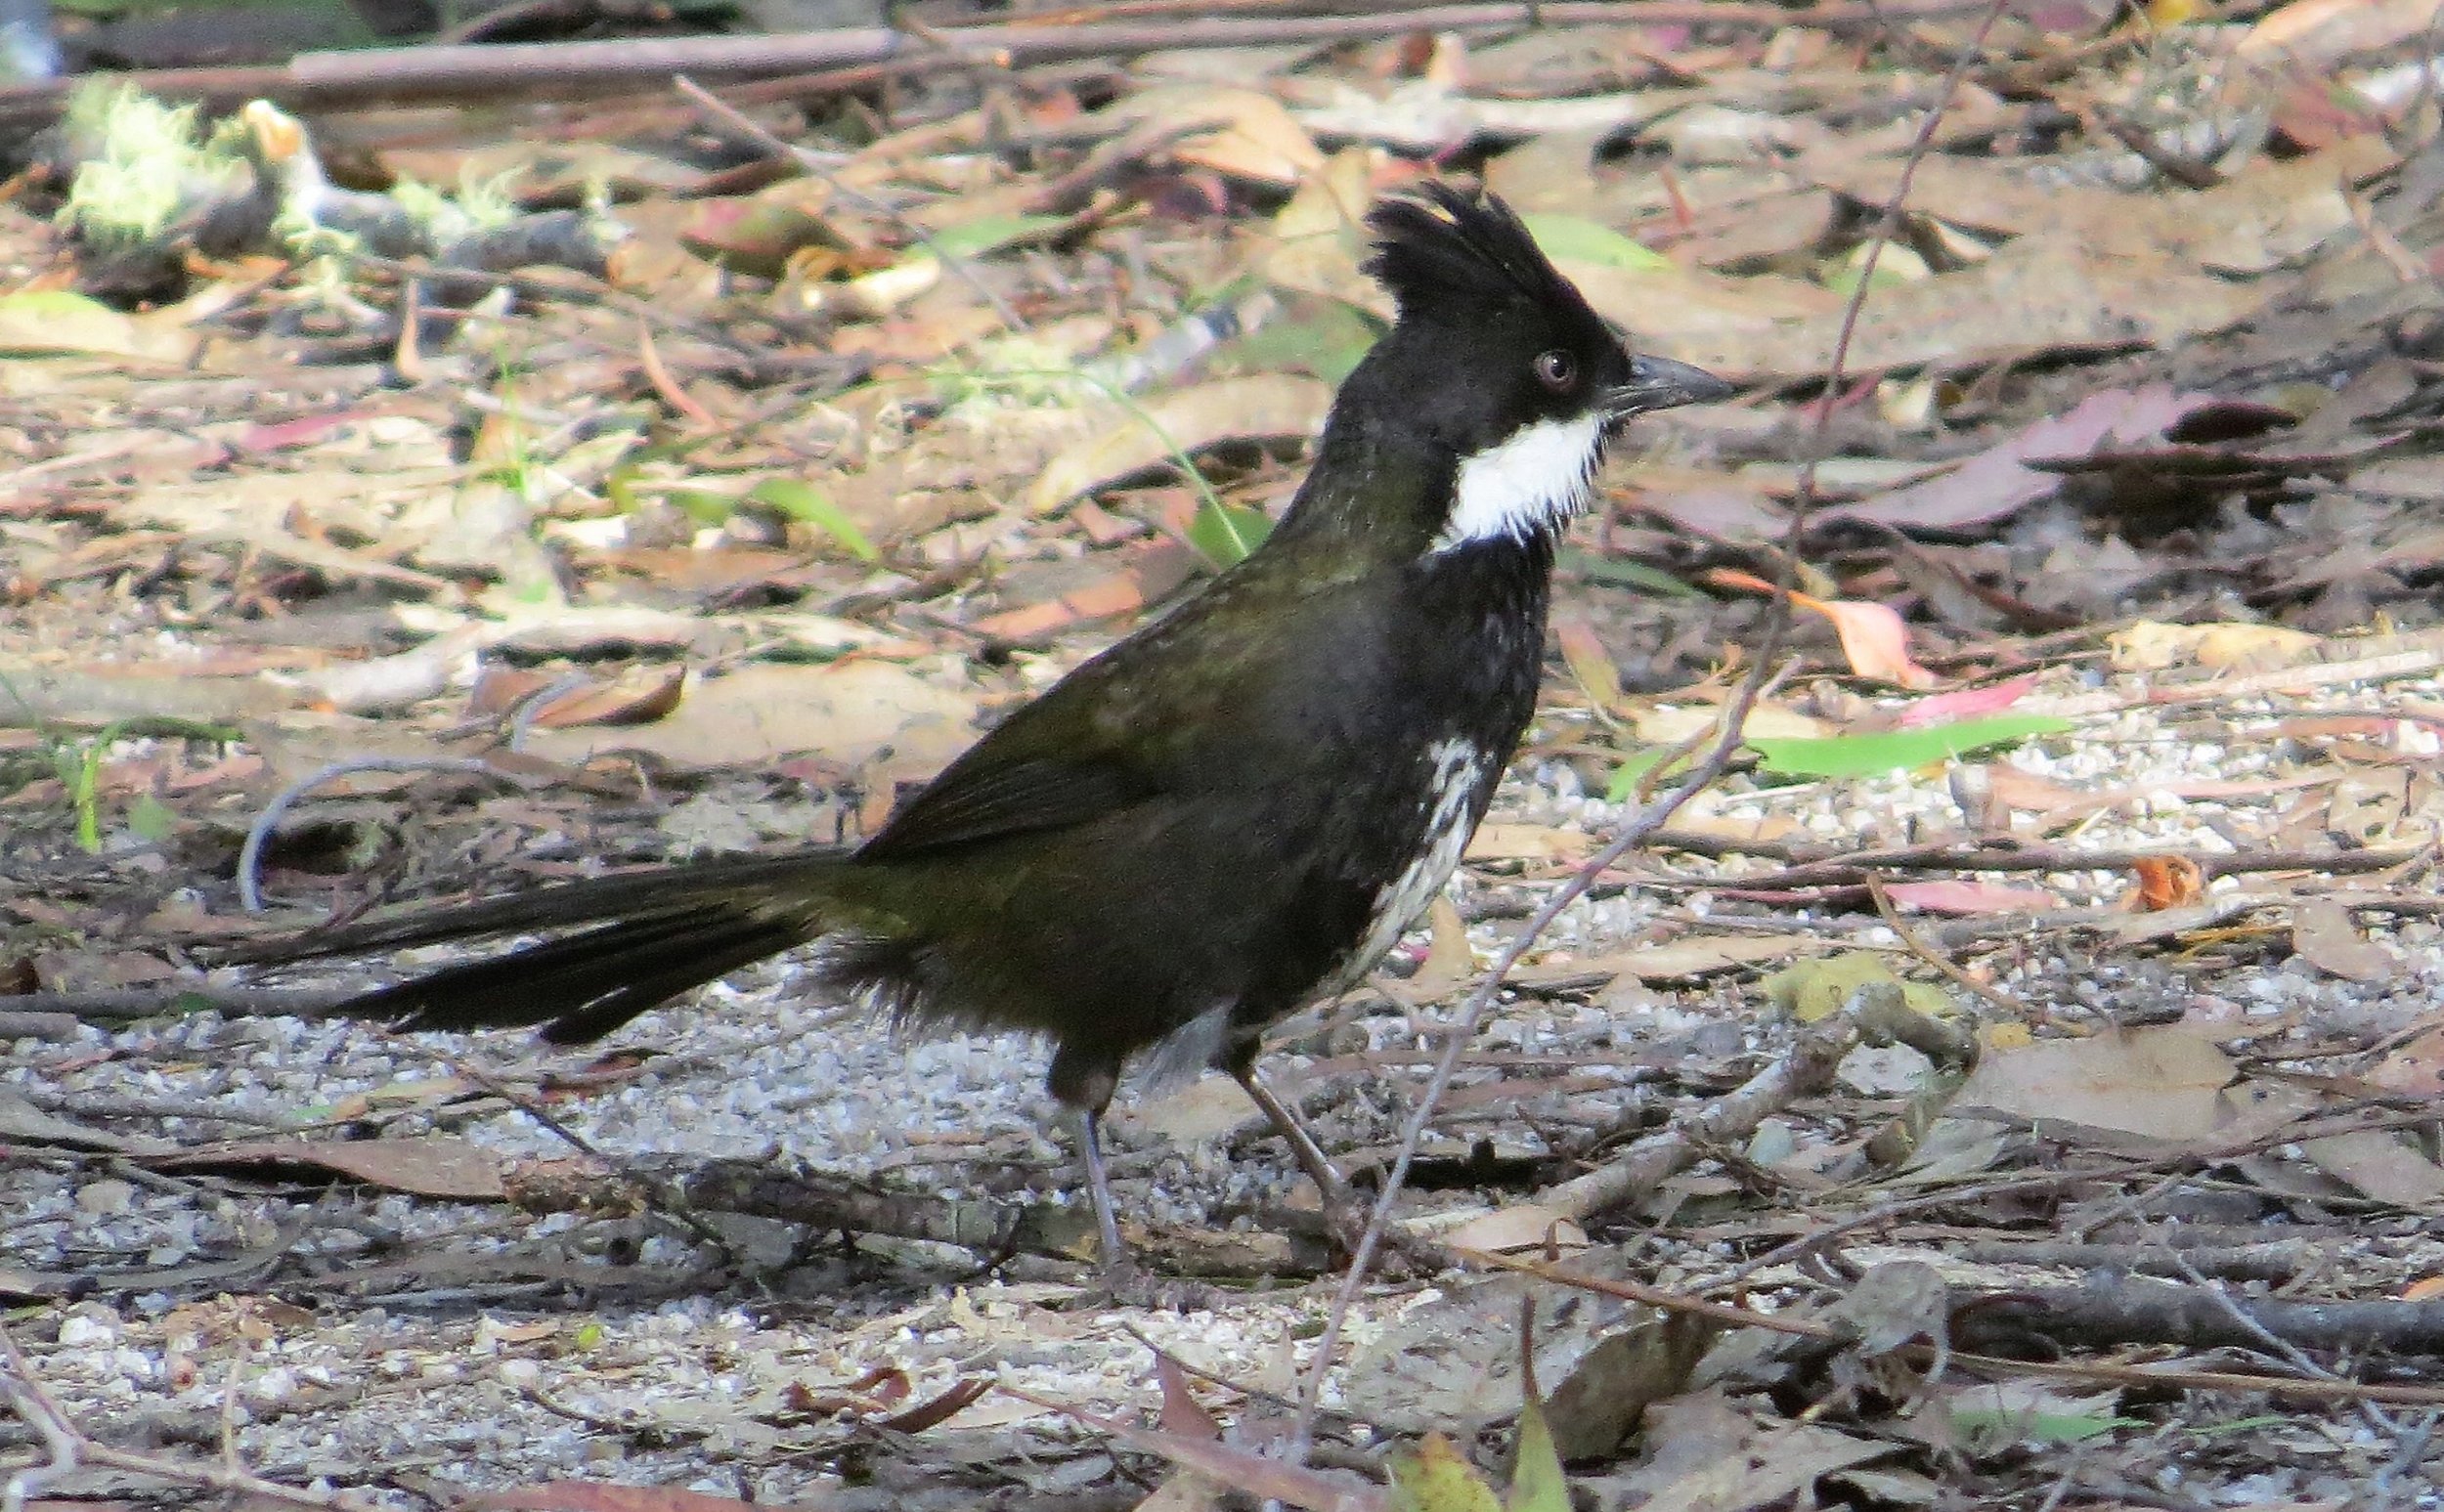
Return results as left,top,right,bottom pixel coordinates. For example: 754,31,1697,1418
1232,1062,1352,1213
1235,1060,1446,1275
1077,1106,1126,1269
1050,1046,1131,1273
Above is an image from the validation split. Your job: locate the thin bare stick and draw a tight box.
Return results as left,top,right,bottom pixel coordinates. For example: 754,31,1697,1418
1864,875,2029,1020
1287,0,2018,1456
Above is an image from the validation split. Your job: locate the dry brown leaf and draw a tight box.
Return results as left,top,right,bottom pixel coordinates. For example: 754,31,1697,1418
1140,85,1328,187
1631,702,1831,745
519,662,979,776
2111,620,2325,671
1027,374,1331,514
2299,1129,2444,1208
1464,823,1591,865
2368,1022,2444,1096
2288,899,2397,983
1440,1203,1589,1253
145,1136,507,1200
1521,932,1820,987
1553,614,1624,712
1950,1023,2240,1145
2239,0,2442,67
462,1484,764,1512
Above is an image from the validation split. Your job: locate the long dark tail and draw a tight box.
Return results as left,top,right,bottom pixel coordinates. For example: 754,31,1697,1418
243,853,856,1044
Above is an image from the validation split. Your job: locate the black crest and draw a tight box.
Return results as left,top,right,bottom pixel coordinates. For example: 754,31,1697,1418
1362,182,1581,324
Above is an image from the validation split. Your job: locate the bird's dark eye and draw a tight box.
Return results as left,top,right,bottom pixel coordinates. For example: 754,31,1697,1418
1533,350,1576,392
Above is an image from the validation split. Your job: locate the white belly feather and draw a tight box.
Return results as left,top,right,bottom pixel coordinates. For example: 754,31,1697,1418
1331,734,1487,991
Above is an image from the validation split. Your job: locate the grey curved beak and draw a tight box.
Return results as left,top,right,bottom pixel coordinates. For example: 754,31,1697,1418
1612,353,1735,415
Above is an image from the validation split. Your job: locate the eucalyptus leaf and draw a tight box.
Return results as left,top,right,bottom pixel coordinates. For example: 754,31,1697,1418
1749,713,2073,779
1603,747,1678,801
1216,300,1380,385
1522,213,1671,272
1506,1389,1571,1512
924,213,1067,261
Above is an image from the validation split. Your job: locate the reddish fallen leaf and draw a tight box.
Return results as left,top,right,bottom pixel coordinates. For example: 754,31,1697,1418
2121,855,2205,912
636,320,720,428
235,409,375,452
877,1376,993,1435
1704,567,1936,688
1880,879,2064,915
1155,1353,1223,1442
1893,672,2038,728
971,540,1200,642
539,1054,658,1098
468,666,688,729
1829,385,2218,532
592,545,809,596
777,1363,911,1421
530,668,688,729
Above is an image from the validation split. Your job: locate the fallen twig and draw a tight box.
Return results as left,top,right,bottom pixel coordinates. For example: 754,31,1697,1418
1,1322,373,1512
500,1152,1332,1277
0,2,2008,125
1473,1252,2444,1409
1506,979,1974,1229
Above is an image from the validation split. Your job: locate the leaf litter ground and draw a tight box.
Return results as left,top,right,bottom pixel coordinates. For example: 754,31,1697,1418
8,3,2444,1507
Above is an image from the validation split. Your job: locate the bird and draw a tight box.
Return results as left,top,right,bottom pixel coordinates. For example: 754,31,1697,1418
242,183,1731,1267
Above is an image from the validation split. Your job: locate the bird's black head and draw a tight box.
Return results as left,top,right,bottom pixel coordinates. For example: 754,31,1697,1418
1285,183,1729,558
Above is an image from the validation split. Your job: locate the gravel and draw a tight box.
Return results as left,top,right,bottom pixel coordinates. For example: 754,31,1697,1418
8,667,2444,1502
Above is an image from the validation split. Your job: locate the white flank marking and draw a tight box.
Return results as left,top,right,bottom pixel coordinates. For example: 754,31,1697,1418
1143,1001,1236,1088
1433,411,1605,552
1334,737,1487,990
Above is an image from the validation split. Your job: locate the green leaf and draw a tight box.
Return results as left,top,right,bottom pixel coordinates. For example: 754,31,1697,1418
1603,747,1678,802
665,488,737,526
1185,499,1273,570
749,476,879,561
1390,1433,1503,1512
922,213,1066,261
1558,548,1701,597
1952,1407,2141,1446
125,792,179,842
1522,213,1671,271
1216,300,1380,385
1506,1389,1570,1512
1748,713,2074,780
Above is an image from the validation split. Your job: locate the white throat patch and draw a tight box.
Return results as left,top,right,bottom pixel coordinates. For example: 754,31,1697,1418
1432,411,1605,553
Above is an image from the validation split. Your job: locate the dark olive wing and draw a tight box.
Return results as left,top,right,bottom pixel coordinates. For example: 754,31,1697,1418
856,754,1151,857
856,558,1372,860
